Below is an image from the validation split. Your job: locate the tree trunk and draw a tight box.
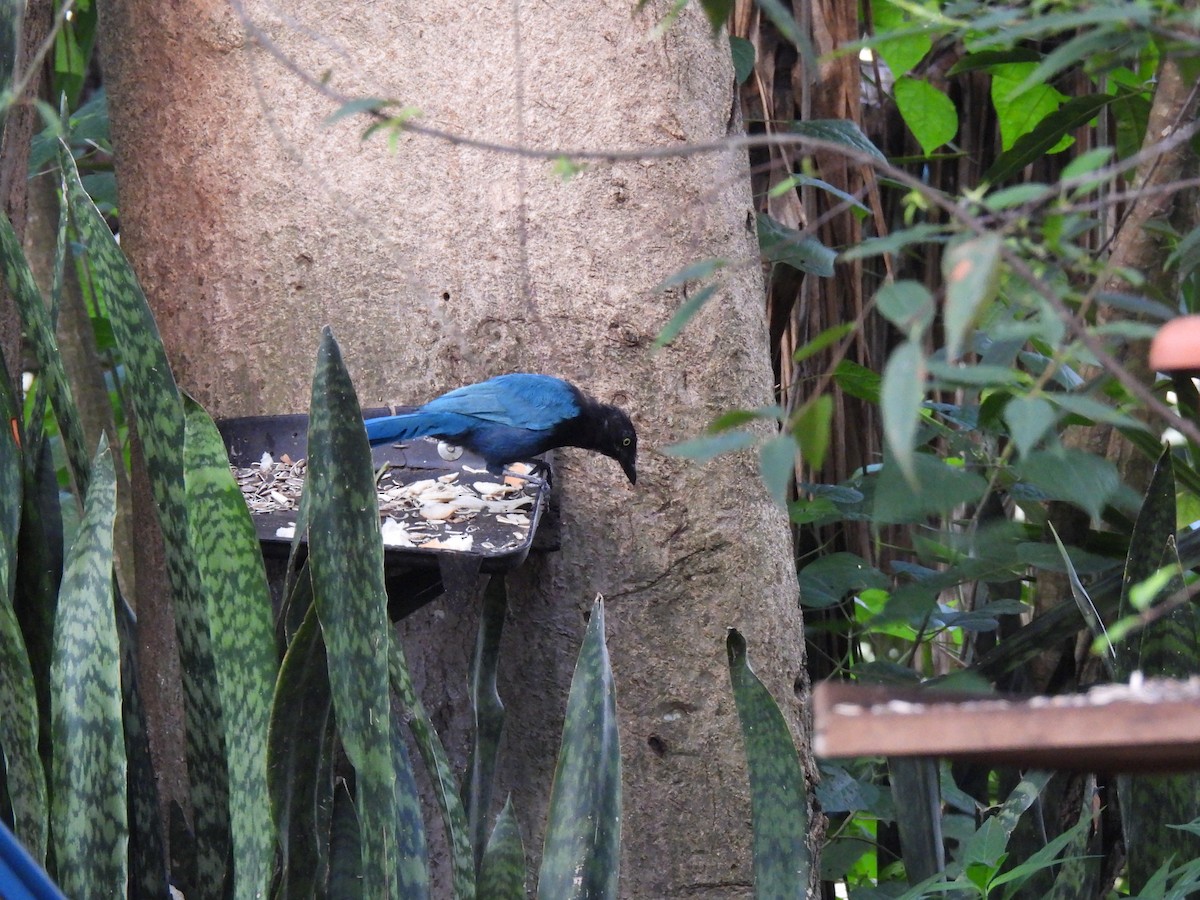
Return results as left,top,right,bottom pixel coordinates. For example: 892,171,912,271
99,0,814,893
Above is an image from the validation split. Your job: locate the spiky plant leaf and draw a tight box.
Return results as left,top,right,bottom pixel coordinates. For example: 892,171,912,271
537,598,621,900
59,140,230,895
50,438,126,897
389,632,475,898
0,343,47,863
268,602,335,899
478,797,526,899
727,629,810,899
305,327,415,896
183,395,277,899
467,575,508,872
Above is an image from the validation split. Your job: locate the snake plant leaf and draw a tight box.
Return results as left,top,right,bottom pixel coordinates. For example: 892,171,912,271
889,757,944,885
391,699,431,895
50,437,126,898
59,140,231,895
1115,449,1200,891
478,797,526,899
389,631,475,899
328,781,364,900
727,629,810,899
305,326,406,896
268,602,335,899
0,346,48,863
0,209,89,493
183,395,277,900
537,597,621,900
467,575,509,873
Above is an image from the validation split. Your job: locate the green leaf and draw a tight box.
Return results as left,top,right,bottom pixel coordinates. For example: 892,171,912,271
183,396,277,900
989,62,1070,151
268,603,335,898
51,438,126,898
759,434,796,506
876,280,934,338
889,757,943,883
881,341,927,484
894,77,958,155
0,208,89,493
870,0,932,76
664,430,756,462
306,327,409,896
389,631,474,898
834,359,881,404
798,552,888,608
537,598,621,900
1013,449,1121,520
727,630,810,898
654,282,720,348
789,119,887,161
985,94,1112,184
943,233,1003,361
653,257,728,291
1048,394,1150,432
467,576,509,873
60,140,231,895
1003,396,1055,458
754,0,814,64
793,394,833,472
328,783,364,900
0,345,47,864
873,454,989,523
478,797,526,899
792,322,855,364
729,35,755,84
838,223,949,262
757,213,837,276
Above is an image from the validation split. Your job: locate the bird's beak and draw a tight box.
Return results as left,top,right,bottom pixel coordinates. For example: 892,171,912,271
621,459,637,485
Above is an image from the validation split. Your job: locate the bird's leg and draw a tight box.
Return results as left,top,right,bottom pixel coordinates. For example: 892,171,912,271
500,459,552,491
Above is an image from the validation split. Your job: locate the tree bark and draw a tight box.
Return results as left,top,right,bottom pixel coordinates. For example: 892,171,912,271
100,0,813,893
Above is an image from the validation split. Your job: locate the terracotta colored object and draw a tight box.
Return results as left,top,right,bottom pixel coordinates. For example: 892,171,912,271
1150,315,1200,372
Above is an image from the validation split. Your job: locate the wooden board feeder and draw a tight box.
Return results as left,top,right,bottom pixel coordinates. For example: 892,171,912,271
813,677,1200,773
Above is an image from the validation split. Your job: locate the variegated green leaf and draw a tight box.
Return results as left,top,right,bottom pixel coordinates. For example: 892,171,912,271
60,140,230,895
0,208,89,492
478,797,526,899
0,343,47,863
467,576,508,874
183,395,277,900
390,631,474,899
268,601,334,899
51,438,126,898
727,629,810,899
328,781,364,900
537,597,620,900
391,698,430,895
305,326,404,895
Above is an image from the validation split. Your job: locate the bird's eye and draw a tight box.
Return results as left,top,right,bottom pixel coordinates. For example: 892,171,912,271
622,437,631,446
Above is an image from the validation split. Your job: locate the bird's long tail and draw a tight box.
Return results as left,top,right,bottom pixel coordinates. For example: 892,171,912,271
363,411,470,444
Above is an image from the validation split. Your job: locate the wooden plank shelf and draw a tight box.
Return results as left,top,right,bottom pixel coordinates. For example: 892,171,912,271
813,677,1200,773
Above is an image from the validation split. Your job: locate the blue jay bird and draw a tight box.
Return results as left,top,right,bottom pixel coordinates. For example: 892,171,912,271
364,374,638,484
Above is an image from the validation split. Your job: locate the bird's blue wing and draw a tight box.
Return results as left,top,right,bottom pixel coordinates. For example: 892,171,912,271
421,374,579,431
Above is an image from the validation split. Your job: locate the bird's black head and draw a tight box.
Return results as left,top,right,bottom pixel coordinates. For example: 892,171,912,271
596,405,638,484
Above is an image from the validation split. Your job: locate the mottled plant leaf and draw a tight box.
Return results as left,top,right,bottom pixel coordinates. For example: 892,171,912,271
327,781,363,900
268,602,334,899
305,327,404,895
50,438,126,897
478,797,526,899
391,698,430,896
389,631,475,899
60,140,231,895
467,576,508,873
183,395,277,900
889,757,943,884
537,598,621,900
1116,450,1200,891
0,343,48,863
0,209,89,492
727,629,810,897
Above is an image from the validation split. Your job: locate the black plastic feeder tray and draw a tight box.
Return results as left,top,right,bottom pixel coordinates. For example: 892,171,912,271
219,411,551,617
